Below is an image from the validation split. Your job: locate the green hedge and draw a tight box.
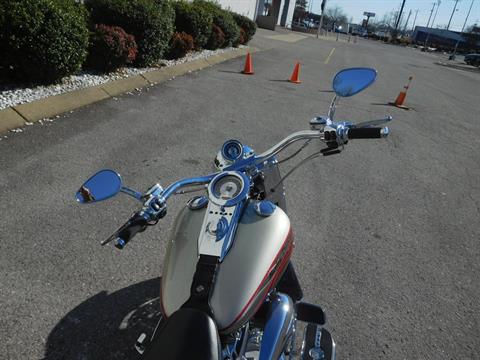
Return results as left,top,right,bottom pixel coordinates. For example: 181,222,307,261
85,0,174,66
232,12,256,44
193,0,240,48
0,0,89,83
173,1,213,49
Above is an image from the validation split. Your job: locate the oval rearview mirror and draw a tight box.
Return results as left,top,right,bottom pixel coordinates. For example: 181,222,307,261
332,67,377,97
76,169,122,204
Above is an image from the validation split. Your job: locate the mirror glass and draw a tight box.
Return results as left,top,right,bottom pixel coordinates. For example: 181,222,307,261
332,68,377,97
76,169,122,204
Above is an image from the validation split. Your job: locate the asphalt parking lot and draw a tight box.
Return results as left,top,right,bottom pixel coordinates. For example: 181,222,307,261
1,28,479,359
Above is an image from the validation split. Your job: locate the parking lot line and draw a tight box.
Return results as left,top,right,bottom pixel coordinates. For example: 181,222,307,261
324,48,335,64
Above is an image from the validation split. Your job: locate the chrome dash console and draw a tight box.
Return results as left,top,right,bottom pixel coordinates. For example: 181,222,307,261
198,171,250,261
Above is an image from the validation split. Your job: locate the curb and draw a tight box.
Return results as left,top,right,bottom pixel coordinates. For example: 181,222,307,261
434,61,480,73
0,47,257,134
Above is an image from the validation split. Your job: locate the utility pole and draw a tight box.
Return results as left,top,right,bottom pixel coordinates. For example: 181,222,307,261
424,0,441,47
395,0,407,29
411,9,419,30
403,9,412,32
460,0,475,32
452,0,475,59
317,0,328,38
426,2,436,28
447,0,460,30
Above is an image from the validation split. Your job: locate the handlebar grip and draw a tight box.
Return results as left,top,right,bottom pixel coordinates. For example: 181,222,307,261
347,127,386,139
112,213,148,249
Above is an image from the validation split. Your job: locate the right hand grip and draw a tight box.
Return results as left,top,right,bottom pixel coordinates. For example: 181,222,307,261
347,127,387,139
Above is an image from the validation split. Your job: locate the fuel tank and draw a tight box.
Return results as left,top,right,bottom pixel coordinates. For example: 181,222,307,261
161,200,293,334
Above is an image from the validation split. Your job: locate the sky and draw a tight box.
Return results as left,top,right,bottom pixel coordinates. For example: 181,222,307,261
308,0,480,32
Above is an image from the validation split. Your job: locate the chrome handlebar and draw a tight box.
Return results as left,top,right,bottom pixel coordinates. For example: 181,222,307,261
109,122,390,248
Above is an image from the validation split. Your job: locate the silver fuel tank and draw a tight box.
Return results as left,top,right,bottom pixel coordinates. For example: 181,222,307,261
161,200,293,334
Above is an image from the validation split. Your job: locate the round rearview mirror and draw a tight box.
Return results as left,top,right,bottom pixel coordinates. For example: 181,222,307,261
76,169,122,204
332,67,377,97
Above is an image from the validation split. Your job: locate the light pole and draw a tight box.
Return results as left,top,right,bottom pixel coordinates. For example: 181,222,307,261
317,0,327,38
447,0,460,30
403,9,412,32
451,0,475,59
411,9,419,31
424,0,441,48
426,2,436,28
432,0,441,28
395,0,407,30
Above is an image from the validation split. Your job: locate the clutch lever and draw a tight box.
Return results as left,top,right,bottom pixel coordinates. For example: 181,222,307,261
101,211,149,249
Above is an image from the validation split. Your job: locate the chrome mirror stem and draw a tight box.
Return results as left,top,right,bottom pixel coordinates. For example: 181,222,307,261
327,95,338,121
120,186,144,201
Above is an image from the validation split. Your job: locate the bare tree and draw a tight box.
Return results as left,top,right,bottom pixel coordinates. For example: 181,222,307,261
324,5,348,30
295,0,308,10
378,10,399,29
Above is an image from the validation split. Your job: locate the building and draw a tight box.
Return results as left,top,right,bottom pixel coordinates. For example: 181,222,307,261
216,0,295,30
411,26,465,48
216,0,259,20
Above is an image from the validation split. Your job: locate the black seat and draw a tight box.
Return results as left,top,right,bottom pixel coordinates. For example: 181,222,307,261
142,308,221,360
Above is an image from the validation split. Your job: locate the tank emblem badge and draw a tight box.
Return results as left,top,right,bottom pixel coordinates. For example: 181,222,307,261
254,200,276,217
215,216,229,241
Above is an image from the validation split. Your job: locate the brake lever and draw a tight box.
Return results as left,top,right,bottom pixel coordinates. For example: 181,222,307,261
355,116,392,128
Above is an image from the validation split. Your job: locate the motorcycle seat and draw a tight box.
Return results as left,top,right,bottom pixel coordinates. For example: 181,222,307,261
141,308,221,360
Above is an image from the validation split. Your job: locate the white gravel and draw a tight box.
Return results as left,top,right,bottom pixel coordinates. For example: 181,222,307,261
0,46,244,110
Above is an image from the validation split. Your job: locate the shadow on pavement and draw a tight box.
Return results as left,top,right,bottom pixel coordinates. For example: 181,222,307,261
43,278,163,360
371,102,393,107
217,70,243,74
371,102,415,111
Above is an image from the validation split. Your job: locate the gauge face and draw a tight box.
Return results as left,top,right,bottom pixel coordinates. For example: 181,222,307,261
213,175,243,200
221,140,243,161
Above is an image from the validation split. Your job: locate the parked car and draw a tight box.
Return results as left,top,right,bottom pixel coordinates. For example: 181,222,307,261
464,54,480,67
352,29,368,37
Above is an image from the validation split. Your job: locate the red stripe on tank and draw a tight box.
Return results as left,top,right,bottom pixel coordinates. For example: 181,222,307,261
221,227,294,331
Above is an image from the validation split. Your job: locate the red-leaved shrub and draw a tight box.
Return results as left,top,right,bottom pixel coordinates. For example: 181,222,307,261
86,24,137,72
206,24,225,50
167,31,194,59
234,27,246,47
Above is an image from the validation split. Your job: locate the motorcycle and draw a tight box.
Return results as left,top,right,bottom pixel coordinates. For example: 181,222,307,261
76,67,392,360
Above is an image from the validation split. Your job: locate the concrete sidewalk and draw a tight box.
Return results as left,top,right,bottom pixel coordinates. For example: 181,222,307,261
0,47,254,134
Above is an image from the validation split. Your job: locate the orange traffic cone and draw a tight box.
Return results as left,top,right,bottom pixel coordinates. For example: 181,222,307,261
289,62,301,84
390,76,413,109
242,52,254,75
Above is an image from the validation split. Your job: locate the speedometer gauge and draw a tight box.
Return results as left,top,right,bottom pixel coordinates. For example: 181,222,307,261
213,176,243,200
208,171,250,206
